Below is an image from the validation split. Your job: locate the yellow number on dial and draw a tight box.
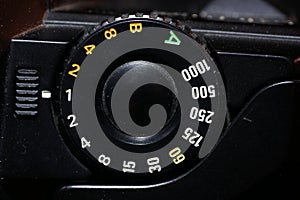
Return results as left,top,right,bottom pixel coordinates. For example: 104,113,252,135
84,44,96,55
169,147,185,165
68,64,81,77
104,28,117,39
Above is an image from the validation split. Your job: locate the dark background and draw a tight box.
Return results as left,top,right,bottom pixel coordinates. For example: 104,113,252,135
0,0,45,57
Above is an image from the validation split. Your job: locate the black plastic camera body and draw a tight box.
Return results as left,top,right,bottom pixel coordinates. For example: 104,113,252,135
1,9,300,200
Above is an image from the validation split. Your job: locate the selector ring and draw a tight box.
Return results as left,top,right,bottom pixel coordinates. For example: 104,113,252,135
59,14,227,183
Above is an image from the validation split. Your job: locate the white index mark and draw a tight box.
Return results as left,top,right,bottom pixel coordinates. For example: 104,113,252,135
42,90,51,99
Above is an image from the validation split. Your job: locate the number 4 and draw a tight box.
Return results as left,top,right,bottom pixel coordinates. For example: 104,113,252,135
81,137,91,149
84,44,95,55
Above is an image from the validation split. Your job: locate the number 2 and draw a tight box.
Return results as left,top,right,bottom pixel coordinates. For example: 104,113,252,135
67,114,78,128
68,64,81,77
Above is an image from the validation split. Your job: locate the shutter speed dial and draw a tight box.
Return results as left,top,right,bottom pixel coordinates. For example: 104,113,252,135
60,14,227,183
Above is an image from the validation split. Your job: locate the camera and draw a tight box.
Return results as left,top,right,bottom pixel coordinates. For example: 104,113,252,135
1,0,300,199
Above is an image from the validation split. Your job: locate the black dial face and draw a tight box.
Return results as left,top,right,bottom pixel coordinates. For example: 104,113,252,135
60,15,227,184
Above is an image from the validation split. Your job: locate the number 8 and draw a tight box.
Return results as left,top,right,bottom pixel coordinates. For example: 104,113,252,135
98,154,111,166
104,28,117,39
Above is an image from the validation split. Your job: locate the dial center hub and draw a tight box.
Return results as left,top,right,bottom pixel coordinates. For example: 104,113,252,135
98,60,180,148
102,60,178,138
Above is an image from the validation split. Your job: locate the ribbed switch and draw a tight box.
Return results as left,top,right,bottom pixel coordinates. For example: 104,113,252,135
15,69,39,117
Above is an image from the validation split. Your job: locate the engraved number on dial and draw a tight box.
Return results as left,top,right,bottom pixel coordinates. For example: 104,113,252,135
192,85,216,99
182,128,203,147
84,44,96,55
65,89,72,102
181,59,210,81
68,64,81,78
98,154,111,166
67,114,78,128
169,147,185,165
81,137,91,149
104,28,117,39
189,107,214,124
147,157,162,173
123,161,136,173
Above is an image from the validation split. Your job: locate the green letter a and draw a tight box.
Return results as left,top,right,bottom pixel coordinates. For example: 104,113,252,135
164,31,181,46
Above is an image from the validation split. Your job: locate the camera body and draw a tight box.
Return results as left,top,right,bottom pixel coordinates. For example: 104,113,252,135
1,1,300,199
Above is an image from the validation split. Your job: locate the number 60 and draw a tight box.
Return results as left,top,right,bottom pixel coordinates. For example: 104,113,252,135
169,147,185,165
